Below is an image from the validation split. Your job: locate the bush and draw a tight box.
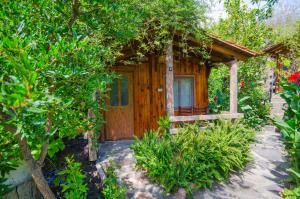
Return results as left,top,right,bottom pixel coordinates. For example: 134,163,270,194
272,72,300,194
0,127,20,195
208,61,271,129
281,186,300,199
131,120,255,194
102,162,127,199
57,157,88,199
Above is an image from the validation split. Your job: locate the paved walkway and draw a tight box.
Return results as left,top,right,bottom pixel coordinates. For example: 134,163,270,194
97,126,289,199
271,93,285,118
194,126,289,199
97,140,171,199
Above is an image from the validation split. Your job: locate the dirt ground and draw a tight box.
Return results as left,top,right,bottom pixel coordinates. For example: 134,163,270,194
43,136,101,199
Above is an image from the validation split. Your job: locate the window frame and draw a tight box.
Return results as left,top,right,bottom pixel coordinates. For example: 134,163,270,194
109,76,130,107
173,75,195,110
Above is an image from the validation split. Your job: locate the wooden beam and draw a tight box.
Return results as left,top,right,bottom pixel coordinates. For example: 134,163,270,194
170,113,244,123
230,59,238,113
166,42,175,116
211,44,247,61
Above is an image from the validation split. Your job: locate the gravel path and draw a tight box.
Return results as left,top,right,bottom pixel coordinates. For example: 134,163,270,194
97,140,171,199
97,126,289,199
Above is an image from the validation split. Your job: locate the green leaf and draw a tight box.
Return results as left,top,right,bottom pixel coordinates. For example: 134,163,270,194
26,107,47,113
287,168,300,179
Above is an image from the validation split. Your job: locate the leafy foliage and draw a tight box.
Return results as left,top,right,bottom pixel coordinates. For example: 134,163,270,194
281,186,300,199
272,74,300,190
102,162,127,199
209,0,272,128
0,126,20,195
208,66,230,113
58,157,88,199
131,120,255,194
157,116,171,133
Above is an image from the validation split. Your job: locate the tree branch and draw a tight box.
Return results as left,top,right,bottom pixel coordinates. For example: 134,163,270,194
1,108,36,168
37,141,49,167
68,0,80,29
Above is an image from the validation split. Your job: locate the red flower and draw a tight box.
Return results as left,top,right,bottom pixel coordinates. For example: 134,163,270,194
288,71,300,84
214,96,218,103
240,79,245,88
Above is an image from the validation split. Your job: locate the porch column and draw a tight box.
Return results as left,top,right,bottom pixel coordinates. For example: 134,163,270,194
166,42,174,117
230,59,238,113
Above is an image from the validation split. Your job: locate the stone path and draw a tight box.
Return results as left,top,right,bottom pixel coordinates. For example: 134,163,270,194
97,126,289,199
271,93,285,118
97,140,172,199
194,126,289,199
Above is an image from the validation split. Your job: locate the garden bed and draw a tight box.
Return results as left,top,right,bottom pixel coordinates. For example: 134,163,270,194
131,120,255,194
43,136,101,198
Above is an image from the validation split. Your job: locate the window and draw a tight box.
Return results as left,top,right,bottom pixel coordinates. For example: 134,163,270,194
110,76,129,106
173,77,193,109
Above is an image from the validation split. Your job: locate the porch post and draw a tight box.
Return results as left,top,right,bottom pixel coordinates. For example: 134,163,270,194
230,59,238,113
166,42,175,117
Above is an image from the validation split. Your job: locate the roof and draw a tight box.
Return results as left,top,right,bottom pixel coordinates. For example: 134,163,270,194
120,32,258,64
263,43,289,55
211,36,257,58
175,33,258,63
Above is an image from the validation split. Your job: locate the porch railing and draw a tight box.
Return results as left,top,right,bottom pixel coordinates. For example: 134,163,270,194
169,113,244,134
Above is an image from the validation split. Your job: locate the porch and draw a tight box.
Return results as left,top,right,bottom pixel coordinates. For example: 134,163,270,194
165,39,246,128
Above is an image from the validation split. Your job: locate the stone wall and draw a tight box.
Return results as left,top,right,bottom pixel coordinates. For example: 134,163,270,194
3,162,41,199
3,179,41,199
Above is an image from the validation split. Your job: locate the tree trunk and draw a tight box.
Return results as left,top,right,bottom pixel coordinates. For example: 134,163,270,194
87,108,97,161
31,167,56,199
2,119,56,199
16,134,56,199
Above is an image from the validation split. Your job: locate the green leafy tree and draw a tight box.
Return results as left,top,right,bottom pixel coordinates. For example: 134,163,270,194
0,0,137,198
210,0,274,127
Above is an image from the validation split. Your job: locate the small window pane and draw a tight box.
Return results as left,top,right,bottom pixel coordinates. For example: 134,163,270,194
180,78,192,107
120,76,129,106
110,80,119,106
174,79,179,108
173,77,193,108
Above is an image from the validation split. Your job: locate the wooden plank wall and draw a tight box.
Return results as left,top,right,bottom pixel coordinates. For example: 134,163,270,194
133,62,151,138
149,56,166,130
109,54,209,139
173,56,209,109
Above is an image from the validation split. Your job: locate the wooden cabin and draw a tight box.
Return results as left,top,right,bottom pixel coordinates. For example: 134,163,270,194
104,34,257,140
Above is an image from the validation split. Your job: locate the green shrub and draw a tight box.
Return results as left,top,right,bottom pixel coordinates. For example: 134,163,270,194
157,116,171,133
58,157,88,199
0,127,20,196
272,72,300,190
131,120,255,194
102,162,127,199
281,186,300,199
208,63,271,129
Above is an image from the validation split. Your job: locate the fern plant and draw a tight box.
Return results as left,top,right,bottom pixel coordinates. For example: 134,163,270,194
131,120,255,194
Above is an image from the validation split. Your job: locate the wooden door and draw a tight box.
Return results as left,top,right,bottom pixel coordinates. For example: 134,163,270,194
105,72,134,140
